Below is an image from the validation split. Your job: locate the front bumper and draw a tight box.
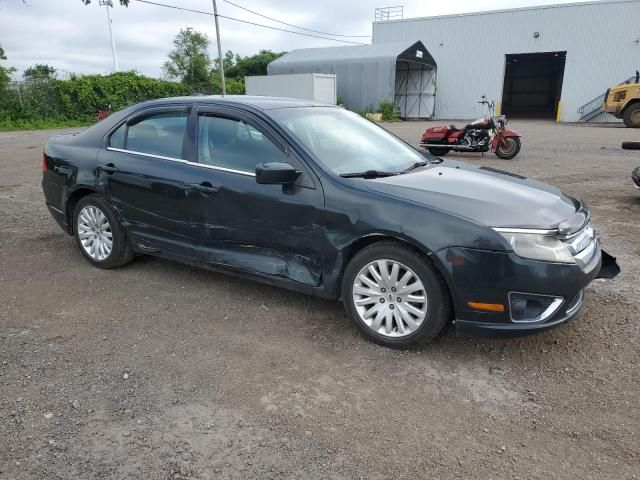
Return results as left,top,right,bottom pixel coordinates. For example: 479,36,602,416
455,290,585,338
433,241,609,338
602,104,623,118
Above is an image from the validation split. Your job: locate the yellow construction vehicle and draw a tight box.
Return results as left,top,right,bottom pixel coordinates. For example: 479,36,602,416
602,71,640,127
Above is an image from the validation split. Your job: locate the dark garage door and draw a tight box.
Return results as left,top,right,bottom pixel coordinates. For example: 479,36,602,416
501,51,566,119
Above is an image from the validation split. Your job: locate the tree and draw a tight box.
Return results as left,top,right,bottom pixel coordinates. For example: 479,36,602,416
0,44,16,88
225,50,285,79
23,64,56,80
209,50,285,95
214,50,237,74
163,28,212,92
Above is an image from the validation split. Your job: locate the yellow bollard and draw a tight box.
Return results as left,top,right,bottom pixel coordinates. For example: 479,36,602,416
556,101,563,123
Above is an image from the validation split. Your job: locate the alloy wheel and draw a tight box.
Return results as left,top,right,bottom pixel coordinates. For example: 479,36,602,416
352,259,428,338
498,137,517,155
77,205,113,261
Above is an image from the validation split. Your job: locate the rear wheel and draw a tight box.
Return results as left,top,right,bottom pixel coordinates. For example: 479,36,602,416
342,242,451,348
495,136,521,159
623,103,640,128
73,194,134,269
427,147,451,156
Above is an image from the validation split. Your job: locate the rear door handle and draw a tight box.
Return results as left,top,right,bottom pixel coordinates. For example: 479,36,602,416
98,164,119,174
189,182,219,195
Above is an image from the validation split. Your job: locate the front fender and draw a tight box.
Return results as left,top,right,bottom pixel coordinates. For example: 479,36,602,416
502,129,521,137
491,129,521,149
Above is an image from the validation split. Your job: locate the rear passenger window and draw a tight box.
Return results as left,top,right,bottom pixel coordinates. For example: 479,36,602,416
109,123,126,149
197,115,286,172
117,112,188,159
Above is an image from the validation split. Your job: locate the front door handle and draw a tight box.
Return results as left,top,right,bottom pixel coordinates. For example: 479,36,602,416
98,163,119,174
189,182,219,196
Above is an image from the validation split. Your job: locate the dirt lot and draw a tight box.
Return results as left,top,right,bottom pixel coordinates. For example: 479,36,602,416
1,120,639,480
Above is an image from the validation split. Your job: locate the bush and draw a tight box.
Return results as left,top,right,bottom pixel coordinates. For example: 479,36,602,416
378,100,397,121
0,71,190,130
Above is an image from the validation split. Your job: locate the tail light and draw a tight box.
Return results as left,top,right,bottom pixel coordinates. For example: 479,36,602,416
42,148,47,172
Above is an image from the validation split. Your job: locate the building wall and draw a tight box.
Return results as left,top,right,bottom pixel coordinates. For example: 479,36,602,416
372,0,640,121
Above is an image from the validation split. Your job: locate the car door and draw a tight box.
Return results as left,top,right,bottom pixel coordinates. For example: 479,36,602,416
97,105,203,259
186,106,326,286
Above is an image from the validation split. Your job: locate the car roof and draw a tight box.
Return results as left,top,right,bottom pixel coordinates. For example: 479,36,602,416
145,95,336,110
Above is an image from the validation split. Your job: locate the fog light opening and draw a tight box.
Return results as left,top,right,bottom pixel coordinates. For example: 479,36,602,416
508,292,564,323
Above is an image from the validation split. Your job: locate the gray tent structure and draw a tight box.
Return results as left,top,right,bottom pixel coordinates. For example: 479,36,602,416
267,41,437,119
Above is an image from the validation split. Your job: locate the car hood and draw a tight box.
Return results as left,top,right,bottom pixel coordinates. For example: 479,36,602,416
362,160,579,229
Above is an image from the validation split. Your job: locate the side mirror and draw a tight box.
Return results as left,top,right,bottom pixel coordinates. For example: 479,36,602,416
255,162,300,185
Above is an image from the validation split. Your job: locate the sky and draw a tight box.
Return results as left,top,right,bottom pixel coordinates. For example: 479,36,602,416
0,0,595,79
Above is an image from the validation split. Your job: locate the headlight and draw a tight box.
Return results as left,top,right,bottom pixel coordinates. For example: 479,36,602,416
494,230,575,263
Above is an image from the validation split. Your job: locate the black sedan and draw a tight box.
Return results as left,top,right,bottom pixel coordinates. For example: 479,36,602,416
42,96,615,348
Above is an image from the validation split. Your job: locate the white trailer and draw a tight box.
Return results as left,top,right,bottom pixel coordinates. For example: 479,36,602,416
245,73,337,104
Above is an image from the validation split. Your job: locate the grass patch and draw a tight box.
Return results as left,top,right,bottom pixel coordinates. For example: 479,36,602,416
0,118,93,132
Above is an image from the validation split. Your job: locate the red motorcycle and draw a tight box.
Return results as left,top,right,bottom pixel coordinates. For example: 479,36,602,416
96,104,112,122
420,96,522,160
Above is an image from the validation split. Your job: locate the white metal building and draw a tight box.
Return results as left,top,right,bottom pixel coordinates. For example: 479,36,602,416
373,0,640,122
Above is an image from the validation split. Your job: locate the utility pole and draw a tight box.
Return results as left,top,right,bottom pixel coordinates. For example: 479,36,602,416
212,0,226,95
100,0,119,72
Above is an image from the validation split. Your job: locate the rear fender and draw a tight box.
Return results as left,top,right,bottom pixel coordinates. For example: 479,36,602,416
491,129,521,149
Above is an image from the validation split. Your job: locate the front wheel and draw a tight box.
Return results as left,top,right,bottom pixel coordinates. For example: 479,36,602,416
341,242,451,348
623,103,640,128
495,136,521,160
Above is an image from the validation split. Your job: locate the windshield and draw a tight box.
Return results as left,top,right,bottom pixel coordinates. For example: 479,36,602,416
270,107,427,175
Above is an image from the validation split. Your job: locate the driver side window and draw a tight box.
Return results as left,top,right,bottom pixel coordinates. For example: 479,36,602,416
197,115,287,173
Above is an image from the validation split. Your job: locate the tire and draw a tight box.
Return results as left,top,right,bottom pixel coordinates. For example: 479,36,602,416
341,241,451,348
73,194,134,269
623,103,640,128
622,141,640,150
427,147,451,157
495,136,521,160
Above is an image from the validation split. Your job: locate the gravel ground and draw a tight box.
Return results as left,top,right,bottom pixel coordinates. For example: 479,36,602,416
1,120,639,480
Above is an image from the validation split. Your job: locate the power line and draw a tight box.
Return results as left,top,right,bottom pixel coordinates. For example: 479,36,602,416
216,14,367,45
223,0,370,38
132,0,368,45
133,0,211,15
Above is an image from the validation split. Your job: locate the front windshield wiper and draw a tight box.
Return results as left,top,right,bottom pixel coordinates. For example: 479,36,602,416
402,158,442,173
339,170,399,179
